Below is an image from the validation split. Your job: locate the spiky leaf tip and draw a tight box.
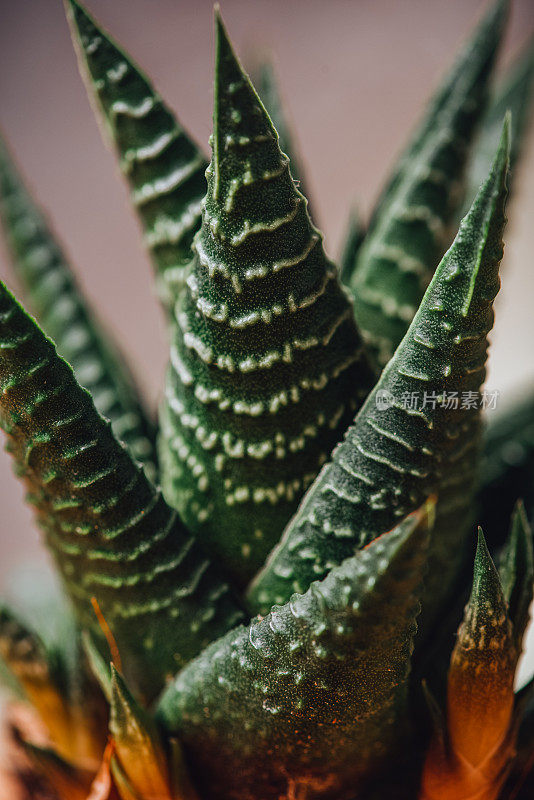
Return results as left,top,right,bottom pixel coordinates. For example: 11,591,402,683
254,60,312,205
157,502,431,800
248,117,510,623
157,9,375,586
64,0,208,310
109,665,172,800
0,281,244,701
498,499,534,654
0,133,156,479
347,0,508,367
419,530,517,800
462,34,534,216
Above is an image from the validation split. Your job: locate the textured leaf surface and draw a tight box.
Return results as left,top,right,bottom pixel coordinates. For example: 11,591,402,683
0,134,156,479
0,282,244,700
157,505,430,800
498,500,534,654
419,531,516,800
248,121,509,619
158,12,375,586
462,35,534,216
65,0,208,310
347,0,507,368
254,60,311,205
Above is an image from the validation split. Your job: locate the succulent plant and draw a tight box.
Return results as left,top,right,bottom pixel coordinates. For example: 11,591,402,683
0,1,533,799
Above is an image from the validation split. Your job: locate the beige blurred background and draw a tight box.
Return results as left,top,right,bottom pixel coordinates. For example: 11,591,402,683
0,0,533,674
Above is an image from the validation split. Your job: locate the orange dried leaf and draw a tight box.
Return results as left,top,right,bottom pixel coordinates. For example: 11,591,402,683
419,530,518,799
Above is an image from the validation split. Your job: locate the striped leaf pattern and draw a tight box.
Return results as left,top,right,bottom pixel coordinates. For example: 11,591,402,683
248,122,509,621
346,0,507,368
461,34,534,216
0,135,156,479
158,13,375,586
254,61,311,204
0,282,244,700
66,0,209,311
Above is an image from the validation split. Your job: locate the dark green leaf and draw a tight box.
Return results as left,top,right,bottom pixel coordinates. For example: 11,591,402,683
0,281,244,700
65,0,208,311
477,390,534,550
158,11,375,586
347,0,508,368
157,505,430,800
498,500,534,654
462,35,534,216
0,134,156,480
248,120,509,627
253,60,312,207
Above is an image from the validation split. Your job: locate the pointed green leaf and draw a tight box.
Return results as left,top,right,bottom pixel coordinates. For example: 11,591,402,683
0,134,156,479
0,282,244,700
157,505,429,800
339,205,366,285
158,11,375,586
347,0,508,368
477,390,534,548
498,500,534,654
462,35,534,216
82,630,112,702
109,665,172,800
65,0,208,310
248,121,509,622
253,60,311,205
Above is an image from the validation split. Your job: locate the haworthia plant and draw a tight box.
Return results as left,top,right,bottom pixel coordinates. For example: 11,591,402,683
0,2,533,799
109,665,175,800
157,14,375,586
346,0,507,369
0,605,106,766
248,119,509,620
420,532,519,799
253,60,311,204
65,0,208,312
0,135,156,478
477,390,534,548
158,505,430,800
0,282,244,699
498,500,534,654
462,34,534,216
